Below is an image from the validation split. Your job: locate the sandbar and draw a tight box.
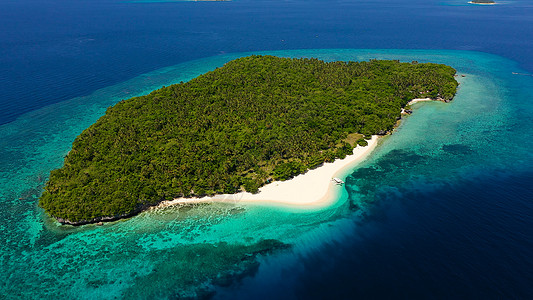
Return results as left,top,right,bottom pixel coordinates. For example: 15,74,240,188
468,1,496,5
407,98,433,105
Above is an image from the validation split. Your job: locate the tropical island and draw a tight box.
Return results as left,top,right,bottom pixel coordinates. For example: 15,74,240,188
40,55,458,225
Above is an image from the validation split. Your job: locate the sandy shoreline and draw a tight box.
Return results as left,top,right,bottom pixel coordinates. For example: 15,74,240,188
156,135,379,210
407,97,433,105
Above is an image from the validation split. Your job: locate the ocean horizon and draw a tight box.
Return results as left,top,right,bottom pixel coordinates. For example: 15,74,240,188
1,0,533,299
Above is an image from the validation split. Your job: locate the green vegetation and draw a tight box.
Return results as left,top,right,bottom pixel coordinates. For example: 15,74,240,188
40,55,458,223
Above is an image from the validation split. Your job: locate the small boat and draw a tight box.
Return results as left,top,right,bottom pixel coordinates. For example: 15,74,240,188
332,177,345,185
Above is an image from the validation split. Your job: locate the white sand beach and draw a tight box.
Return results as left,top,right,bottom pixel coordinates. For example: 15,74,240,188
156,135,379,209
408,98,433,105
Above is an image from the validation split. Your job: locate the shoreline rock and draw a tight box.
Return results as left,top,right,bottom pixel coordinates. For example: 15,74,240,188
53,203,154,226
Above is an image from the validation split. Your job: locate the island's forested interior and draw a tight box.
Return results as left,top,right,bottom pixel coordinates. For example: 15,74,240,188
40,55,458,223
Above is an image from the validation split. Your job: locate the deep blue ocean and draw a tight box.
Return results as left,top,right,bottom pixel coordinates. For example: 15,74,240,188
1,0,533,299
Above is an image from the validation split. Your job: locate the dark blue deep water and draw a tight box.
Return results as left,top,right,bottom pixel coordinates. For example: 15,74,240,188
1,0,532,299
219,172,533,299
2,0,533,125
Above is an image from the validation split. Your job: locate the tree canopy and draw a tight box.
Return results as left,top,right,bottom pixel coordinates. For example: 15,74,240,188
40,55,458,224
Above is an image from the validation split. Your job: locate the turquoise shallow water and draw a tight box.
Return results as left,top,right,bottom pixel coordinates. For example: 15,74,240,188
1,49,532,298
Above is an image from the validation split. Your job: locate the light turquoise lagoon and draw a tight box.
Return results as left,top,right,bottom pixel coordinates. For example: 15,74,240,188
1,49,532,298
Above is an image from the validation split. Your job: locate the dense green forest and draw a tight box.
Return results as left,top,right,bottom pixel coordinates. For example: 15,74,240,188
40,55,458,224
